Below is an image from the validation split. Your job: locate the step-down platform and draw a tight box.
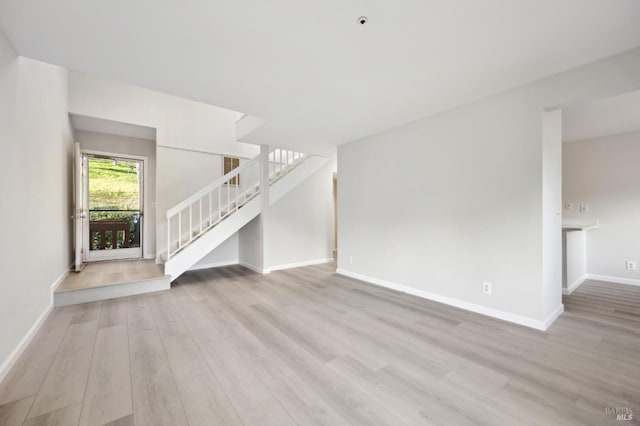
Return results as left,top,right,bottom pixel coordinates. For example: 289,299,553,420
54,259,170,306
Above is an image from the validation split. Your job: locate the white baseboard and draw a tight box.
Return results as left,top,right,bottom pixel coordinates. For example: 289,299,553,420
0,303,52,384
0,264,71,384
336,268,560,331
239,262,271,274
586,274,640,287
269,258,333,272
188,260,238,271
50,264,73,302
189,258,332,274
543,304,565,330
562,274,587,295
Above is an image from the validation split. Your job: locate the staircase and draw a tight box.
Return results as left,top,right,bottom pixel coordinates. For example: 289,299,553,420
164,147,328,281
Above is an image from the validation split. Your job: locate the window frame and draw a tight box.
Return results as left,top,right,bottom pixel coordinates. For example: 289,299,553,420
222,156,241,186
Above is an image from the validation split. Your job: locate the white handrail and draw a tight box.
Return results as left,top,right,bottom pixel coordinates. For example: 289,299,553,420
166,156,259,218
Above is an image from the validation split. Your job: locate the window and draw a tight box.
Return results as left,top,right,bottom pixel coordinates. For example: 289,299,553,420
223,156,240,186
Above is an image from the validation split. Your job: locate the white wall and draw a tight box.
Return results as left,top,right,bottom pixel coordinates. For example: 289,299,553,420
265,161,335,270
563,131,640,283
562,230,587,292
338,47,640,328
239,216,264,272
0,31,73,375
192,234,239,269
68,72,260,258
75,130,157,258
69,72,259,157
541,110,563,319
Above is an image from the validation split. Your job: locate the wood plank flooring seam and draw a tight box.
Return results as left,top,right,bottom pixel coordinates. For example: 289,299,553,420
23,310,80,421
163,288,251,426
144,296,192,426
77,305,104,426
124,298,135,426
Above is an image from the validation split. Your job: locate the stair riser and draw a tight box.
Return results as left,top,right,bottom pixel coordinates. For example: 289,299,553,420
54,276,171,307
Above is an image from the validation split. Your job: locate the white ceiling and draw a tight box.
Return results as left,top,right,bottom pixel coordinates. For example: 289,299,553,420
70,115,156,140
563,89,640,142
2,0,640,148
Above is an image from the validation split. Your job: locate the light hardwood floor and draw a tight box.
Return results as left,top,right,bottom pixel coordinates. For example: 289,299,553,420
57,260,165,292
1,264,639,425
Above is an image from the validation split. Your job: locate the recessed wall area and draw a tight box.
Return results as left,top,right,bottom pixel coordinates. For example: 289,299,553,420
562,90,640,289
74,129,157,259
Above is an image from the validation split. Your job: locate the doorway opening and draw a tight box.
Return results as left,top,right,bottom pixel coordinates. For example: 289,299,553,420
84,154,144,261
559,89,640,295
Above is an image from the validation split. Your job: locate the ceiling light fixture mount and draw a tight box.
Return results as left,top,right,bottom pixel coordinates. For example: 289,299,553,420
357,16,368,25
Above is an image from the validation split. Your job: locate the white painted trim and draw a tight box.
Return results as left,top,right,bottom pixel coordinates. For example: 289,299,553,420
81,149,149,163
188,260,239,271
269,258,333,272
0,304,52,384
239,262,271,274
186,258,332,273
82,149,149,261
542,304,565,330
336,268,557,331
562,274,587,295
0,264,71,384
586,274,640,287
50,264,73,304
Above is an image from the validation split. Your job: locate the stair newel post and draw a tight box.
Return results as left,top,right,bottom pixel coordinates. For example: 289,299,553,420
260,145,270,209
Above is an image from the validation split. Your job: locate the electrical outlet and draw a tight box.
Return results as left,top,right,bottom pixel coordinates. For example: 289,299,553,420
482,281,492,295
564,203,573,210
579,205,588,213
626,261,637,271
348,256,354,265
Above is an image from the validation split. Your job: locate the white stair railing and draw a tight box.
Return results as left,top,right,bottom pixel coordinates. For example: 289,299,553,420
269,148,305,182
165,148,307,260
166,156,260,259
